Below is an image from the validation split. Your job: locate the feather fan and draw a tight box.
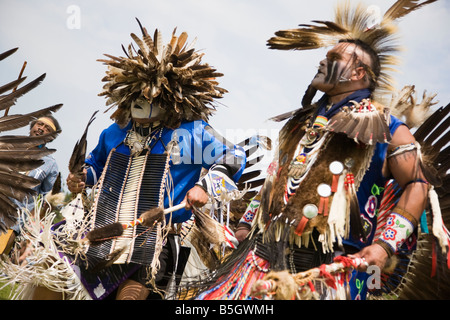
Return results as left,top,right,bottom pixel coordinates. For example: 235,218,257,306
369,100,450,299
191,206,237,248
0,48,62,232
413,102,450,187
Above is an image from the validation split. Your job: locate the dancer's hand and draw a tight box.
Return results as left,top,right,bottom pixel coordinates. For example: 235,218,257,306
184,185,209,210
348,243,388,272
235,224,251,242
67,168,87,194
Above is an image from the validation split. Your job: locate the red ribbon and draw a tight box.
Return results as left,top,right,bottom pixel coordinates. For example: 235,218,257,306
318,196,329,216
447,239,450,270
431,238,450,277
333,255,357,269
431,238,437,277
319,264,337,289
331,174,339,192
295,216,308,236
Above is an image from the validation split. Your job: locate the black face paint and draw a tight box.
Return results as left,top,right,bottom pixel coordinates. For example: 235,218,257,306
325,60,339,84
325,49,358,86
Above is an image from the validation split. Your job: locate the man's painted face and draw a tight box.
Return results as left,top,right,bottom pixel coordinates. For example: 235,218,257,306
130,97,164,123
311,42,361,93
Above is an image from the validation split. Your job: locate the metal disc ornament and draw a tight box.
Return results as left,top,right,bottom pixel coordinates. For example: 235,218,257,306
329,161,344,175
317,183,332,197
303,204,318,219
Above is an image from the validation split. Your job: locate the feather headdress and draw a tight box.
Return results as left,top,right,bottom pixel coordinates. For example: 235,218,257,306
98,18,227,128
267,0,437,98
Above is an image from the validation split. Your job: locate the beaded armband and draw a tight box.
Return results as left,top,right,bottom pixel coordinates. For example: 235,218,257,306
375,207,418,257
238,198,261,227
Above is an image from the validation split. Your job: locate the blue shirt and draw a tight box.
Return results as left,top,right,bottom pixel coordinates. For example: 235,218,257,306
344,115,405,249
85,120,246,223
11,152,59,233
14,153,59,210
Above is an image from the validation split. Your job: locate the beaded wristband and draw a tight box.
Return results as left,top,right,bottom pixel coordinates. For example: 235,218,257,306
375,209,416,256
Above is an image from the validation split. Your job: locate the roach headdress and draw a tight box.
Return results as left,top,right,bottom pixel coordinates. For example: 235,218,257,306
267,0,437,98
98,18,227,128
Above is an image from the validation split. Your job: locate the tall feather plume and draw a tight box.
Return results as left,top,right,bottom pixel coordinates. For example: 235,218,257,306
98,18,227,128
0,48,62,233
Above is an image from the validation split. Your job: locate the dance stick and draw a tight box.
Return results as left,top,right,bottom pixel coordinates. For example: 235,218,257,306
86,203,186,242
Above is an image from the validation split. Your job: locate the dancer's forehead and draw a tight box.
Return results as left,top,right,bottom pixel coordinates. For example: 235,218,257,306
326,42,372,67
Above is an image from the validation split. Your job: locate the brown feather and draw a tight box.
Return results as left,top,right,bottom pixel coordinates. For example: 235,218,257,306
0,194,20,232
0,74,46,111
0,159,44,172
384,0,437,20
10,106,63,129
0,132,58,149
0,148,55,161
0,77,26,96
0,170,42,191
0,48,18,61
51,172,62,194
